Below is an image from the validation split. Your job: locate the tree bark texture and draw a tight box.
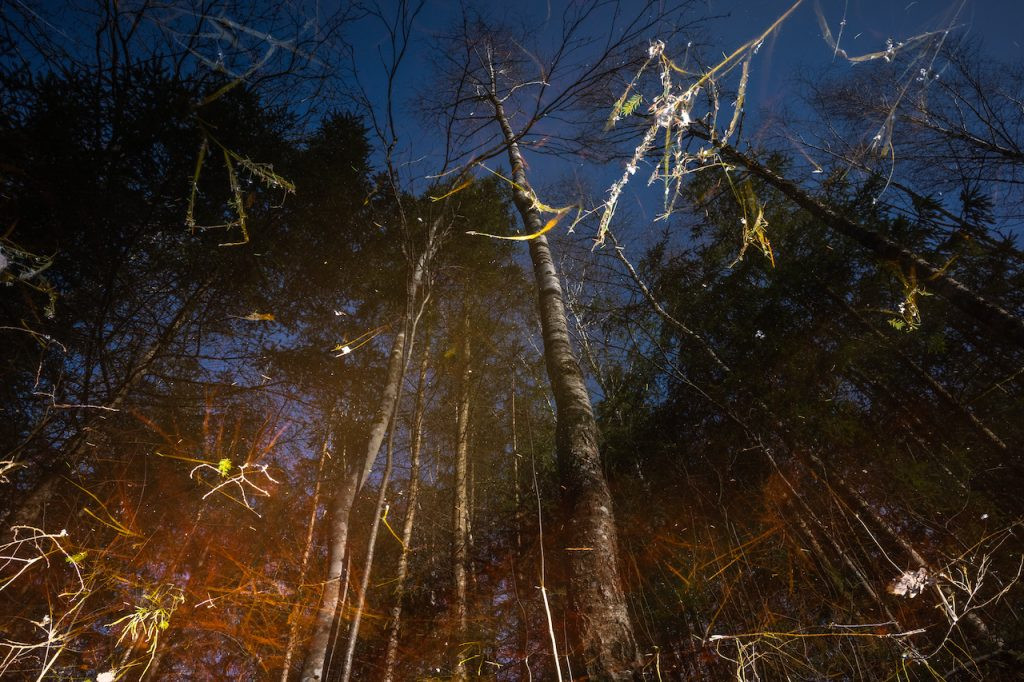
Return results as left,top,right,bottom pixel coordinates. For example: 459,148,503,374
301,220,439,680
300,464,359,682
382,335,431,682
340,422,396,682
452,315,472,682
280,435,330,682
491,94,639,679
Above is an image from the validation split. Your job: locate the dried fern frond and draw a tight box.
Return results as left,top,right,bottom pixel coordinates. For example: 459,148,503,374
185,125,295,247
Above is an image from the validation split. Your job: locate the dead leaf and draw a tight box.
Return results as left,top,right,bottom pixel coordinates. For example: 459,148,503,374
238,312,275,322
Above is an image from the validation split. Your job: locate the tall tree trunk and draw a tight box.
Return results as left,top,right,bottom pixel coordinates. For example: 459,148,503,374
279,434,331,682
300,461,358,682
341,292,428,682
382,333,431,682
489,93,639,678
452,313,472,682
299,217,440,681
510,370,523,554
509,370,531,678
342,296,427,682
340,422,397,682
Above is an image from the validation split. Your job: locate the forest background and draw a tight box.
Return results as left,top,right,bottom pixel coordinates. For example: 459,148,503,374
2,0,1024,680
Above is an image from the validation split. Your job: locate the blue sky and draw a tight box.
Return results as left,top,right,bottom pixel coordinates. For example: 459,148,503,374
338,0,1023,192
22,1,1021,180
709,0,1023,126
19,0,1022,235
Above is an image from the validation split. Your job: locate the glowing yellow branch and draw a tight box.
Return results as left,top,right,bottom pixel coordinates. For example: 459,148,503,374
429,177,473,202
467,207,570,241
331,324,389,356
67,479,142,538
381,505,407,551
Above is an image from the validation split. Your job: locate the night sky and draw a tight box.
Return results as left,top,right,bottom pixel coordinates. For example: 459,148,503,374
330,0,1024,245
345,1,1024,168
4,3,1024,680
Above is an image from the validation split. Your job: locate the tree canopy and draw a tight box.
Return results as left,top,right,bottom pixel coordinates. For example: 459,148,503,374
2,1,1023,680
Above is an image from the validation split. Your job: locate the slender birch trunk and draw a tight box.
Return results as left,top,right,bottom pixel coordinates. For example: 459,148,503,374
300,216,441,681
382,333,431,682
279,435,331,682
510,370,523,554
452,314,472,682
487,87,639,678
300,299,412,681
509,370,532,679
340,289,429,681
339,424,396,682
300,463,358,682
